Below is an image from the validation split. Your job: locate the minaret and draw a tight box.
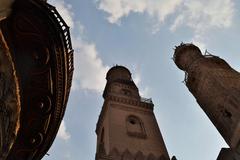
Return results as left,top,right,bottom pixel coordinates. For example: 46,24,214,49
173,43,240,159
95,66,170,160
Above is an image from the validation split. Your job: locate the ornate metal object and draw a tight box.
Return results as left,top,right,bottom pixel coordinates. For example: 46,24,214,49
0,0,74,159
0,30,20,160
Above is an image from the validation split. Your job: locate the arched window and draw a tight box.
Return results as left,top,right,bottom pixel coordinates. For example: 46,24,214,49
126,115,146,139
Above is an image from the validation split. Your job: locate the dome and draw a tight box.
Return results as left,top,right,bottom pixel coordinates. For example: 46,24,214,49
106,65,132,82
173,43,203,71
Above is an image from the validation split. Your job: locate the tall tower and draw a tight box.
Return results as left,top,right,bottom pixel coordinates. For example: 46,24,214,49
95,66,170,160
173,43,240,159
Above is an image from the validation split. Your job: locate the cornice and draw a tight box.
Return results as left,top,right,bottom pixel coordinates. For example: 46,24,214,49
108,95,153,109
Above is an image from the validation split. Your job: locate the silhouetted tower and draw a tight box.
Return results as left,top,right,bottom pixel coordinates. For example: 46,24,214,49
173,43,240,159
95,66,170,160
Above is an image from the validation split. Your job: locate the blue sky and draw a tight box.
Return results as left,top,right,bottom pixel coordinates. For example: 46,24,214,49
43,0,240,159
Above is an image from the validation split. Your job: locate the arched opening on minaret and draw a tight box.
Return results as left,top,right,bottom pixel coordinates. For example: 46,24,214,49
126,115,146,138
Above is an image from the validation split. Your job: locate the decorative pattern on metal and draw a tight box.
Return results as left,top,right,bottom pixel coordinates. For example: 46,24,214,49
0,0,74,159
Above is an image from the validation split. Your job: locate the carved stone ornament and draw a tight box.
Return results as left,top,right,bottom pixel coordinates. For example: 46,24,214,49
0,30,21,160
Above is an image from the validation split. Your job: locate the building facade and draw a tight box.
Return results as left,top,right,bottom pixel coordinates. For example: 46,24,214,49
173,43,240,160
95,66,170,160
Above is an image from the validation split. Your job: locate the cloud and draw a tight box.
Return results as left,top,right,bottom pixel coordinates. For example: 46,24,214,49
191,36,207,52
171,0,235,34
97,0,235,47
139,86,150,98
132,67,150,98
175,0,234,51
72,38,109,92
49,0,109,92
57,121,71,141
97,0,234,31
97,0,182,24
170,14,184,32
132,71,141,86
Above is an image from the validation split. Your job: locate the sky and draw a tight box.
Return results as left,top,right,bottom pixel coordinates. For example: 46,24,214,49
43,0,240,160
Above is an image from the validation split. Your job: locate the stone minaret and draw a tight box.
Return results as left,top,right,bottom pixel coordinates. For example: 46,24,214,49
95,66,170,160
173,43,240,159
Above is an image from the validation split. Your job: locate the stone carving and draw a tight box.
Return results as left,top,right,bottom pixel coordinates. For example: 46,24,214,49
0,30,20,159
135,151,145,160
122,149,134,160
110,148,121,160
147,153,156,160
